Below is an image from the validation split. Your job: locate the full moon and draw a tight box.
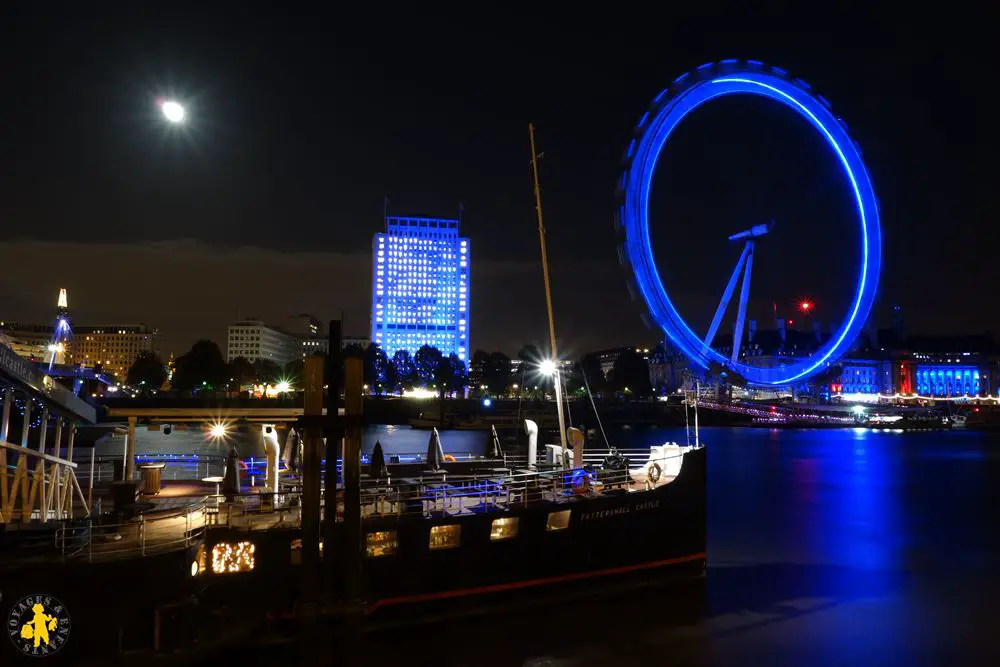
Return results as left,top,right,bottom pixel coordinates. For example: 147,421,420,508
160,100,186,123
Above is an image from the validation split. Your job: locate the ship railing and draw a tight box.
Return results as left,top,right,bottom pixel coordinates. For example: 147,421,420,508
203,489,319,531
50,498,210,562
76,454,231,484
76,452,498,485
354,454,688,518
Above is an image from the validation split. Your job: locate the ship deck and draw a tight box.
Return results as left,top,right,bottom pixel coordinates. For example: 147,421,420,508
2,447,692,564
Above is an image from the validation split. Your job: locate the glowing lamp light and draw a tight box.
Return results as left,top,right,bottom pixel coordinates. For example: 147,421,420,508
482,397,492,408
799,300,814,313
538,359,557,376
275,381,291,393
402,387,437,400
209,423,228,438
159,99,186,123
851,405,866,415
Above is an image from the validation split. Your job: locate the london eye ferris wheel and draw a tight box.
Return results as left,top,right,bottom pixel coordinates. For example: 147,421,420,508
616,61,882,387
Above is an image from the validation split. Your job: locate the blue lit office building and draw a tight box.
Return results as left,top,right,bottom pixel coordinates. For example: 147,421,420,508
371,217,469,363
914,365,980,396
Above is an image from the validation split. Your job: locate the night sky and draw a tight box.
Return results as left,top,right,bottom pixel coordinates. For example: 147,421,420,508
0,5,992,359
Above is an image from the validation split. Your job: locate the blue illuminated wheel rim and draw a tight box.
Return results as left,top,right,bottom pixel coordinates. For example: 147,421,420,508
616,61,881,386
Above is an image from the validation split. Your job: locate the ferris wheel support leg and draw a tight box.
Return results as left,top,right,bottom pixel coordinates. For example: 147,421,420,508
704,243,751,350
731,242,754,364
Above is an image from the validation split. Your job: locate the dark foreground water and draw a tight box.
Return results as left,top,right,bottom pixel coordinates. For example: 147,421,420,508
173,425,1000,666
361,426,1000,666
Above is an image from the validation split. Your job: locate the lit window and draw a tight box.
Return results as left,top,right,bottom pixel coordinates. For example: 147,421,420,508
211,541,256,574
365,531,399,557
429,524,461,550
546,510,571,531
490,516,519,541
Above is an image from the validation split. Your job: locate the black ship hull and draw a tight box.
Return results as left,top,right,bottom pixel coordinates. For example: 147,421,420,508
0,447,705,660
201,445,706,615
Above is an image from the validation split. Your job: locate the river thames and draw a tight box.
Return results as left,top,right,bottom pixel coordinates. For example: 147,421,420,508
362,425,1000,666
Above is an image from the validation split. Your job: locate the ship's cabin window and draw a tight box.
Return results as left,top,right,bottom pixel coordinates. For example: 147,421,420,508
366,531,399,557
211,541,256,574
490,516,519,541
546,510,572,532
429,524,461,550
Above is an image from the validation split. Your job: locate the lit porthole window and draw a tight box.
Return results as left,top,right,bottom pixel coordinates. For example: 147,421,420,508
429,525,461,550
546,510,571,532
490,517,519,541
365,531,399,557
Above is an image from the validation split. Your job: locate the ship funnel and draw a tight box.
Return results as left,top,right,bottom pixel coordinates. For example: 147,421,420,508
523,419,538,470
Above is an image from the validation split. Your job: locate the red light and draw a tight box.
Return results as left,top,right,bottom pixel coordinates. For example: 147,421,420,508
799,300,814,313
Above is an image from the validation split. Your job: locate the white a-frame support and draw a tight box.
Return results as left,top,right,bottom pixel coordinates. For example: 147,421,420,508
704,221,772,364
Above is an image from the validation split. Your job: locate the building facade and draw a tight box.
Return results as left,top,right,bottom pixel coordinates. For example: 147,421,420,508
226,320,301,367
371,217,469,363
832,331,997,399
69,325,157,381
0,321,155,381
0,322,50,361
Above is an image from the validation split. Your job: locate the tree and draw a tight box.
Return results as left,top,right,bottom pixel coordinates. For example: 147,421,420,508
126,351,167,392
470,349,491,388
414,345,443,385
230,356,257,386
435,353,468,397
484,351,512,394
284,358,305,387
363,343,389,393
384,358,400,394
608,348,653,398
171,340,230,393
252,358,283,384
580,352,608,398
389,349,417,391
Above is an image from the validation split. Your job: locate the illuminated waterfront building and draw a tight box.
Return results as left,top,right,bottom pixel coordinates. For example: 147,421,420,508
1,290,155,380
69,326,156,380
226,320,301,366
832,329,997,400
371,217,469,363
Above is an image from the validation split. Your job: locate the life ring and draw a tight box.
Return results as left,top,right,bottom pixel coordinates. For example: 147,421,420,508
647,462,662,484
443,454,457,462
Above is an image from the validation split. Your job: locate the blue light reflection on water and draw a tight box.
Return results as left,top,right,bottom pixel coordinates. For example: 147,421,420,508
604,425,995,575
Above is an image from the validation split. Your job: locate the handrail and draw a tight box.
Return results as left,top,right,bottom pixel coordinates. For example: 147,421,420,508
0,439,78,468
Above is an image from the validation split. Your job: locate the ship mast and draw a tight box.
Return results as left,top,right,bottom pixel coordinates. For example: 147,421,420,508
528,123,568,460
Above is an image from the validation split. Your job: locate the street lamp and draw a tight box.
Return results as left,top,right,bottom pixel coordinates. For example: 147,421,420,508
538,358,568,468
158,99,186,124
